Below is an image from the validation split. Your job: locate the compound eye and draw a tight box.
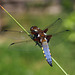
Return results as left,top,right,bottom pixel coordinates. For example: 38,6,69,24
30,27,33,31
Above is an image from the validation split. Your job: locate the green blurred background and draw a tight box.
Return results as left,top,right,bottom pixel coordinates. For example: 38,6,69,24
0,0,75,75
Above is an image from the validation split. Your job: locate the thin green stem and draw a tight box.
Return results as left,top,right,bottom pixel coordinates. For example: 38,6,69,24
0,5,69,75
52,57,69,75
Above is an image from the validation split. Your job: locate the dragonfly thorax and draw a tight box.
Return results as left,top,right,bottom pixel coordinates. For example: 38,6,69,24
30,26,52,44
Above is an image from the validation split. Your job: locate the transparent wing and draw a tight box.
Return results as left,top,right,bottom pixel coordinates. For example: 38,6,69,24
1,29,30,40
43,18,70,46
1,30,42,52
43,18,64,35
1,30,40,52
8,39,42,53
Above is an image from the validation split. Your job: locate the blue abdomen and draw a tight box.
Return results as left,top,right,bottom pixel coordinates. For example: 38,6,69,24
42,41,52,66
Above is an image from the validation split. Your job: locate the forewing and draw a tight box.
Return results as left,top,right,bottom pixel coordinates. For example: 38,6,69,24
44,18,64,35
1,30,30,40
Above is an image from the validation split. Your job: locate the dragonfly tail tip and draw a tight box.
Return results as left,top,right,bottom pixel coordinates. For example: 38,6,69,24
50,64,53,67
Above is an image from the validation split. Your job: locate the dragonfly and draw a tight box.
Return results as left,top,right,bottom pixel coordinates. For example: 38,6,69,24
0,2,69,67
0,4,70,75
3,18,69,67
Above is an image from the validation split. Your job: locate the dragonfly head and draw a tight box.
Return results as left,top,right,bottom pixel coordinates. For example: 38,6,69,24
30,26,40,33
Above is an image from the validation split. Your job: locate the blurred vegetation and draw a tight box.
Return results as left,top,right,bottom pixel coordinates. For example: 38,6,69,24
61,0,74,12
0,0,75,75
